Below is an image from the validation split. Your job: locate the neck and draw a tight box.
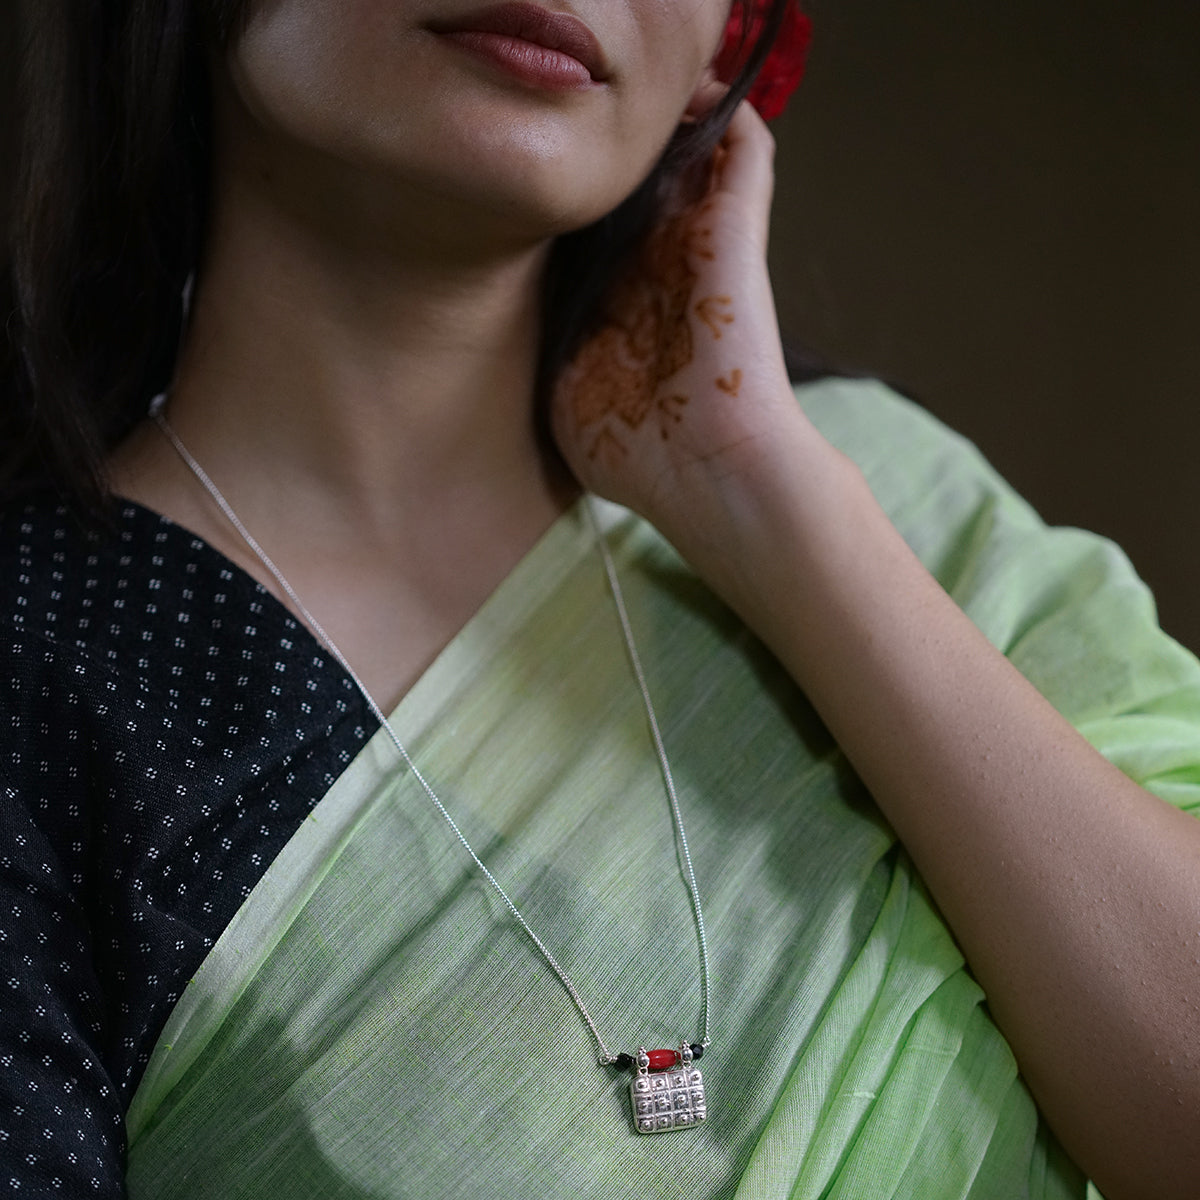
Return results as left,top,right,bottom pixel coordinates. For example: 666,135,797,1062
163,161,570,541
107,136,580,708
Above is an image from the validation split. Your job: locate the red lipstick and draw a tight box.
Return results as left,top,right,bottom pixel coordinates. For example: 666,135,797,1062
429,3,610,91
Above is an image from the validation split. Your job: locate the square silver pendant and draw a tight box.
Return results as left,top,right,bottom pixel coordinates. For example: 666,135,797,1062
630,1066,706,1133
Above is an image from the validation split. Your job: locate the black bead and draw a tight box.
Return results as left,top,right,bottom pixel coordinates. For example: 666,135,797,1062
614,1053,635,1071
690,1044,704,1061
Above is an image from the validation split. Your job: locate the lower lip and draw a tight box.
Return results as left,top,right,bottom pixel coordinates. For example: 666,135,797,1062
439,31,597,91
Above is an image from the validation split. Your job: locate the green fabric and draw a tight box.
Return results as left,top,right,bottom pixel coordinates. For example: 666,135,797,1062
124,379,1200,1198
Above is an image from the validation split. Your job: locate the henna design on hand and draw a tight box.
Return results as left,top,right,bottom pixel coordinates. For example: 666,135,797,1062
563,213,699,460
658,394,688,439
695,295,734,340
683,203,717,262
560,200,739,463
716,370,743,398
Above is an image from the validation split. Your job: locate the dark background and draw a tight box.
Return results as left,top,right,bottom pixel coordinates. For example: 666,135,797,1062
770,0,1200,653
3,3,1199,650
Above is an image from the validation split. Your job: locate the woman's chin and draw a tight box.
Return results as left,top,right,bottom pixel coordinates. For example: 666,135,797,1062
388,119,648,241
338,146,645,253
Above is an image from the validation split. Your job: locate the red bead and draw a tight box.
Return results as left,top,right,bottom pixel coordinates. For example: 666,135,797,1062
646,1049,678,1071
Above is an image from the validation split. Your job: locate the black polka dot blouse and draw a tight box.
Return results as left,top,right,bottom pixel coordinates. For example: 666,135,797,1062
0,496,378,1196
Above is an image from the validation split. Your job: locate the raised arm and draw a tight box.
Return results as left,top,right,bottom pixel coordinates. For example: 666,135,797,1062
552,100,1200,1200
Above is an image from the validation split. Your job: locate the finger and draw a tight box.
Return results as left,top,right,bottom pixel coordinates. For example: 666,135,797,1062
711,101,776,247
683,73,730,123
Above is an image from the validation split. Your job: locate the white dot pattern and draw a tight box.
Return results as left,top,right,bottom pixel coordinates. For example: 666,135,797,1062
0,498,375,1195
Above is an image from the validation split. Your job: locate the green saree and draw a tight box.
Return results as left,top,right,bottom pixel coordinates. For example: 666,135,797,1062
124,380,1200,1198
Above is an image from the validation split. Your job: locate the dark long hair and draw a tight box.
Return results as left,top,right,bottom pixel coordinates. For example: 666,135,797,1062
1,0,804,518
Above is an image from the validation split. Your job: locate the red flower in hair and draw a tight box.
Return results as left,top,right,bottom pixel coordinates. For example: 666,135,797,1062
714,1,813,122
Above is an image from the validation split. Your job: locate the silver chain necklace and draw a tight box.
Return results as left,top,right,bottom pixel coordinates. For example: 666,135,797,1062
151,397,712,1134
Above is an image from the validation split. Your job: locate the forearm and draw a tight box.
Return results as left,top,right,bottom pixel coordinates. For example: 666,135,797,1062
668,412,1200,1200
549,93,1200,1193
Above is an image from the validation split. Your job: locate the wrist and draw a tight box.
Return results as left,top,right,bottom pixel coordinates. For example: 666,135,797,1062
650,400,865,617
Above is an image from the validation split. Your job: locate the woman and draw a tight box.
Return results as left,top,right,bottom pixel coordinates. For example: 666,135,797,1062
2,1,1198,1196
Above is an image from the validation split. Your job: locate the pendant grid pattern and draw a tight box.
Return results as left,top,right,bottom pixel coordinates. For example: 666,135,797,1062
631,1066,706,1133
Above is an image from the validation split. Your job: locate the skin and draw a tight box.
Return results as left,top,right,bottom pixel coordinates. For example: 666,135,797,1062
556,101,1200,1200
110,1,1200,1195
112,0,730,707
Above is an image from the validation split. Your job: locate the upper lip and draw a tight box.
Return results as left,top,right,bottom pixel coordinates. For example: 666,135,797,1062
427,3,611,82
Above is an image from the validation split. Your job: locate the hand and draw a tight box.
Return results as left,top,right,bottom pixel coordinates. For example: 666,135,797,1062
550,100,806,548
561,89,1200,1200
